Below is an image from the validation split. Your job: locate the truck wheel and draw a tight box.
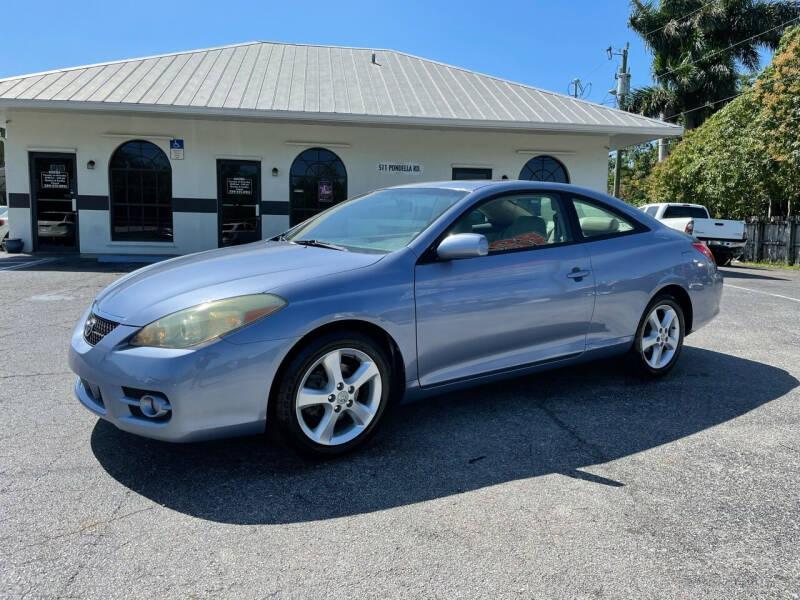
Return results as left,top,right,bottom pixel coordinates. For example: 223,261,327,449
711,251,731,266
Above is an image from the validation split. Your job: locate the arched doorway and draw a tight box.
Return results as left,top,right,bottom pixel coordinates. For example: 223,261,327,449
518,155,569,183
289,147,347,226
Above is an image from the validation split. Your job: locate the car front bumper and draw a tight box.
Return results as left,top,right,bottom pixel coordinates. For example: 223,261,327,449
68,308,298,442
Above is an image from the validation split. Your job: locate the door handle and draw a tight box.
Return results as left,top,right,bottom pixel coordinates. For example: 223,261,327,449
255,204,260,217
567,268,591,280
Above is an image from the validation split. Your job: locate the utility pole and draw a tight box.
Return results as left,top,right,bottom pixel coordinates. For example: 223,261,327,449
609,42,630,198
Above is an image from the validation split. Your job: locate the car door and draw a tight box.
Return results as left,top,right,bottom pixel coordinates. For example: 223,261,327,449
568,193,655,350
414,191,596,387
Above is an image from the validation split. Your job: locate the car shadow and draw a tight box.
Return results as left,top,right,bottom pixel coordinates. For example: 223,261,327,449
91,347,797,525
720,266,789,281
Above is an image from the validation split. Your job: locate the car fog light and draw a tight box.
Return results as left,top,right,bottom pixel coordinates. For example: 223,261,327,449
139,394,171,418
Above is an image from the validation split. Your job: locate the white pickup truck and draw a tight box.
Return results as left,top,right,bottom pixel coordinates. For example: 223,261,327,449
640,203,746,265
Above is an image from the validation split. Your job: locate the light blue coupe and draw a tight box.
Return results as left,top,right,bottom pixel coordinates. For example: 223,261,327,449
69,181,722,456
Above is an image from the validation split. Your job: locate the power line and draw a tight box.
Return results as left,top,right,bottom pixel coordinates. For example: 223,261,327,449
662,70,800,121
656,16,800,79
641,0,721,37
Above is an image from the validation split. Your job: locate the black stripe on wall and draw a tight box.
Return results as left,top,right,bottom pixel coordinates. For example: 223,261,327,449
8,193,30,208
77,195,109,210
173,197,217,213
261,201,289,216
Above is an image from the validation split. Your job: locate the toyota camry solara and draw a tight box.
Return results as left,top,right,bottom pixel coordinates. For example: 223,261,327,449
69,181,723,456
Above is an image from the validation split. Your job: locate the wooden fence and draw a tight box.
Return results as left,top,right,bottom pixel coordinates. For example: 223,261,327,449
743,217,800,265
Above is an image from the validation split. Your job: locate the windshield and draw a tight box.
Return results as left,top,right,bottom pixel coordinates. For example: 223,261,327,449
284,187,467,253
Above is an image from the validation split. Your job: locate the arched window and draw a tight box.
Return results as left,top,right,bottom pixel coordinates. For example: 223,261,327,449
518,155,569,183
289,147,347,226
109,140,172,241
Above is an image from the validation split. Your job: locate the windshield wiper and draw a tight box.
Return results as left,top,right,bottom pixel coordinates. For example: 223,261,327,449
292,239,349,251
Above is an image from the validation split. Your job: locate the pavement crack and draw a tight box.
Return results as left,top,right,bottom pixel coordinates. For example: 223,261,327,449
536,400,609,464
0,370,73,380
18,506,155,550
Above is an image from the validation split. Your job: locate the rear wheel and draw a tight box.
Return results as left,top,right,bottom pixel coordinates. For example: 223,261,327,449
711,250,732,266
629,295,685,378
274,332,392,457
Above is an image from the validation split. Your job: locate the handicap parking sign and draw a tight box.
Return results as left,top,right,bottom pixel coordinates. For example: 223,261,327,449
170,139,184,160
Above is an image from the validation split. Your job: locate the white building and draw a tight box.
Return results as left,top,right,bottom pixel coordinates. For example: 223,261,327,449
0,42,681,255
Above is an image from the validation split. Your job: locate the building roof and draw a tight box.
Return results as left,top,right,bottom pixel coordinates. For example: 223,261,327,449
0,42,681,145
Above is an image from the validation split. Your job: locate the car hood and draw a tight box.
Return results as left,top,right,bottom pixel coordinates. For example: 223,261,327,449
95,241,384,326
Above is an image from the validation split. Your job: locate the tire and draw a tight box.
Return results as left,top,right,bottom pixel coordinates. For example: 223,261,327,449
274,331,392,457
629,295,685,378
711,251,732,266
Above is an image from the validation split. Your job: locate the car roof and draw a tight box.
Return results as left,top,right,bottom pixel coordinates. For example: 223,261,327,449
389,180,494,192
387,180,605,196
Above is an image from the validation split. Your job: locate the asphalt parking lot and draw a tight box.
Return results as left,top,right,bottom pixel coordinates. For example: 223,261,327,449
1,256,798,599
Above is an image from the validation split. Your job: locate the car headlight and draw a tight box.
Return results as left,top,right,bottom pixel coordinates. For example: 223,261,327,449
129,294,287,348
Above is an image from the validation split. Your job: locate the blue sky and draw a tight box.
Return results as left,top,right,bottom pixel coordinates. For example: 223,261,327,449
0,0,774,107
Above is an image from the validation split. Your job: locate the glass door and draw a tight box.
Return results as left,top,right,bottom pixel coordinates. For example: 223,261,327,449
30,153,78,251
217,159,261,247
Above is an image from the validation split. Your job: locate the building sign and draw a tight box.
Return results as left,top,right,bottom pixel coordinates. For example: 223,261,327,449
40,168,69,190
318,180,333,202
226,177,253,196
170,139,184,160
377,162,424,175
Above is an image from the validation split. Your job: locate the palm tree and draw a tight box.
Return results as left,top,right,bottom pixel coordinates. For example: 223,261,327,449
628,0,800,129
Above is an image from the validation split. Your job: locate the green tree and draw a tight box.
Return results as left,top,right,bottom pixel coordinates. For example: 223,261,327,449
608,143,660,203
643,25,800,217
628,0,800,129
756,22,800,213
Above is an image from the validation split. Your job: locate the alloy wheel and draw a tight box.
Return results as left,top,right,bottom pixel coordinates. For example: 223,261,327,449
295,347,383,446
641,304,681,370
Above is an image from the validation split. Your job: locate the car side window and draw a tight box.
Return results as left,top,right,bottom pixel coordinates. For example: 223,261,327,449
571,197,636,239
447,193,573,253
644,206,659,217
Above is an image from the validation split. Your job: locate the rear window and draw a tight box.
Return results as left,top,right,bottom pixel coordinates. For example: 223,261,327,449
663,205,708,219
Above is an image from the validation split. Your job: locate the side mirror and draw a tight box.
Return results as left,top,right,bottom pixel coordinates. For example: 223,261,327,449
436,233,489,260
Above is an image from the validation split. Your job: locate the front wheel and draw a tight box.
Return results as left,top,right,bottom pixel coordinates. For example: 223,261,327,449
629,296,685,378
274,332,392,457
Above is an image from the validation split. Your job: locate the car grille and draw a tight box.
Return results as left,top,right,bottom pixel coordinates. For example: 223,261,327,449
84,314,119,346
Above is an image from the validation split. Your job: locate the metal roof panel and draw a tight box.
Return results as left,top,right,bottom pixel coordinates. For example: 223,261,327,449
0,41,682,138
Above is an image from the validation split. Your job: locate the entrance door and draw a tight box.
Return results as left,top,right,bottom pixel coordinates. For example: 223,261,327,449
217,159,261,247
289,147,347,226
30,153,78,252
452,167,492,180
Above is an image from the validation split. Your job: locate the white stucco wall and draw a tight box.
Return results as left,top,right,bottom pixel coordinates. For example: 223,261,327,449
2,109,610,254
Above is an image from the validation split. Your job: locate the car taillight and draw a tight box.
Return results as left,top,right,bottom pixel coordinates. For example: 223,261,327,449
692,242,715,265
0,219,4,226
684,220,694,234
